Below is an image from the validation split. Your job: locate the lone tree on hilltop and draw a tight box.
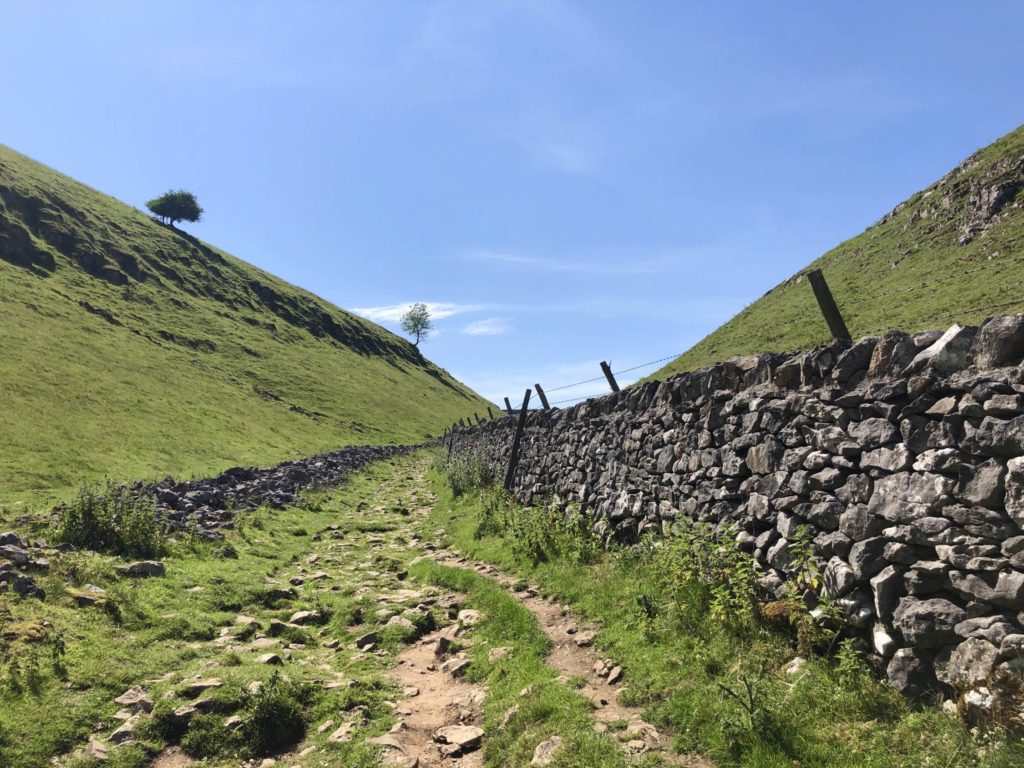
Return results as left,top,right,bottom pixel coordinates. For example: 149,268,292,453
401,303,432,347
147,190,203,228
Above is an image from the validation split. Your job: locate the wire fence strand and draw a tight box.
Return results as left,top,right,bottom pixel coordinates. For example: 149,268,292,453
541,351,684,396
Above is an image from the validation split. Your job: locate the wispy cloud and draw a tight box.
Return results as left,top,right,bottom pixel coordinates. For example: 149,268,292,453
465,248,672,275
535,140,598,176
352,301,482,323
462,317,510,336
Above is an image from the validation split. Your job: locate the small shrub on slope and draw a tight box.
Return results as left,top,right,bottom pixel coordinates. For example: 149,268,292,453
53,482,166,558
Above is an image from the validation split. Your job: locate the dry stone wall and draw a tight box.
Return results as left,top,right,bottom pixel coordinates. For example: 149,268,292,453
449,316,1024,714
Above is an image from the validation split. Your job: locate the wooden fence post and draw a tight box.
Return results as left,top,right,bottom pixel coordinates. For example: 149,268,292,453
487,407,495,419
474,413,483,425
535,383,551,410
446,427,455,460
504,388,532,492
503,397,513,416
600,361,620,393
806,268,851,342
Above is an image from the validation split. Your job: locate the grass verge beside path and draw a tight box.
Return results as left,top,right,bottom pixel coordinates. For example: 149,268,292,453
425,463,1024,768
411,560,636,768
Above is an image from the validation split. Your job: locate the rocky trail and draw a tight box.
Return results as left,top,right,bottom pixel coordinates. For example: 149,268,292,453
5,453,704,768
379,461,703,767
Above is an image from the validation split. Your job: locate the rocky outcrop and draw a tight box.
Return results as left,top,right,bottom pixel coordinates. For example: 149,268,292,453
450,315,1024,721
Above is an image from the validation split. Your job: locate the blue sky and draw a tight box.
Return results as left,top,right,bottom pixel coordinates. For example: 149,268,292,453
4,2,1023,405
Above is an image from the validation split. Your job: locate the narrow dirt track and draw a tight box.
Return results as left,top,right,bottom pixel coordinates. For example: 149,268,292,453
386,621,486,768
426,549,712,768
383,458,711,767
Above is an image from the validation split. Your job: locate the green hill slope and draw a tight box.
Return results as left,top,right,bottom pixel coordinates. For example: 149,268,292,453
654,124,1024,379
0,145,490,507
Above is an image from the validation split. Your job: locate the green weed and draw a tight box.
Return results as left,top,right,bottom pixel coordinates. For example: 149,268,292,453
52,483,166,558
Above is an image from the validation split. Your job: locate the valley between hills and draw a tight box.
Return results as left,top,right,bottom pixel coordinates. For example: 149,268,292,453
3,124,1024,768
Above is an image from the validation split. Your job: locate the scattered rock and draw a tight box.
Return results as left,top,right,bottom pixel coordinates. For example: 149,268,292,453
114,686,153,713
531,735,563,766
179,677,223,698
116,560,166,578
441,658,471,678
433,724,484,756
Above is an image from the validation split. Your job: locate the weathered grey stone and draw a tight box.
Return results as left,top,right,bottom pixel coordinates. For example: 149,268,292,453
973,315,1024,369
959,460,1006,509
849,537,888,579
861,444,913,472
0,532,25,547
867,472,954,522
450,329,1024,697
886,647,932,697
835,588,875,628
905,324,977,375
984,393,1024,417
746,438,782,474
810,467,844,491
655,446,675,473
837,505,884,542
893,597,966,648
873,623,898,657
942,504,1017,541
903,562,950,597
801,499,842,531
949,570,1024,609
911,516,952,538
807,426,858,456
835,474,873,505
955,616,1013,645
767,538,791,571
1002,536,1024,557
1005,456,1024,526
824,557,857,598
901,415,960,453
814,530,852,559
0,545,29,565
776,512,803,539
848,418,898,449
999,634,1024,658
935,638,999,689
868,331,917,378
871,565,903,621
832,337,878,383
912,448,963,474
965,416,1024,458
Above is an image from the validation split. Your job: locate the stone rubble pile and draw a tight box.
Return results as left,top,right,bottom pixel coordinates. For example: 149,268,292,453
141,444,414,536
450,315,1024,721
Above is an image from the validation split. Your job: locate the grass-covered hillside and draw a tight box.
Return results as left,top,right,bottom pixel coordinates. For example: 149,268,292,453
655,123,1024,379
0,145,490,507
